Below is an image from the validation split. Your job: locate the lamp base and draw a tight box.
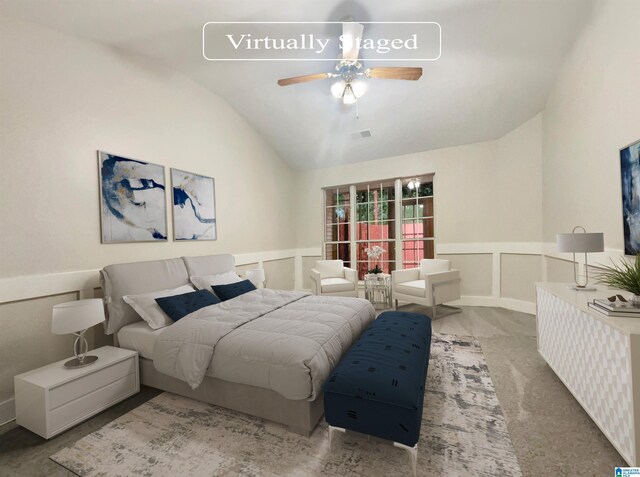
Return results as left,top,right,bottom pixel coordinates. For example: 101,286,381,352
63,355,98,368
568,285,597,291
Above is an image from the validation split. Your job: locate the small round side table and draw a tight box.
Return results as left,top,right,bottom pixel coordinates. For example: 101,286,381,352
364,273,392,309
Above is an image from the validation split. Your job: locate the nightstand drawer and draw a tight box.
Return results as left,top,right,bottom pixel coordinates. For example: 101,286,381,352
49,372,137,434
49,358,136,410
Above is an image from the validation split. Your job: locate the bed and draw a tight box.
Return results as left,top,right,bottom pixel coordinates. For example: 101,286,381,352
100,254,375,436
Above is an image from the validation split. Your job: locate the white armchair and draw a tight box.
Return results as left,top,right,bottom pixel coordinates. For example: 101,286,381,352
310,260,358,297
392,259,461,318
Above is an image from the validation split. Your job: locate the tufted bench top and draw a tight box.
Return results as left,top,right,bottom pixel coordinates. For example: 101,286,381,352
323,311,432,410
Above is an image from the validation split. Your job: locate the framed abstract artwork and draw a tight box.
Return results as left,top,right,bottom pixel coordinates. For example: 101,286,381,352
620,139,640,255
171,168,217,241
98,151,167,243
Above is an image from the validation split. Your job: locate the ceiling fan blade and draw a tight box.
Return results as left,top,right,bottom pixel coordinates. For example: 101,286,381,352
277,73,331,86
342,22,364,63
365,67,423,81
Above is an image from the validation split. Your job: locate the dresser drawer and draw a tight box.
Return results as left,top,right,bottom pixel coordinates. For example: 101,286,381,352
49,372,137,435
49,358,136,410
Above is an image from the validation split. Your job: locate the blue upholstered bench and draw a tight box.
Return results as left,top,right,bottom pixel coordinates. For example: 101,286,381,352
323,311,432,476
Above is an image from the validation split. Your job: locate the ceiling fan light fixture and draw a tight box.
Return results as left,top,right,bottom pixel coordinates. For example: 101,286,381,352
407,178,421,190
351,80,367,98
331,80,346,99
342,84,357,105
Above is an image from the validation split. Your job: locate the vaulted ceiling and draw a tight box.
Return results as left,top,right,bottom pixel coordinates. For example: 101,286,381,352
0,0,595,169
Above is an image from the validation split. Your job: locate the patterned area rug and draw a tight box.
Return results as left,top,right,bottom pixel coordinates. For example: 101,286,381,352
51,334,521,476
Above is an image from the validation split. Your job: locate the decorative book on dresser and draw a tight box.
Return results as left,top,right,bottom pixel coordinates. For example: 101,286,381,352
14,346,139,439
536,283,640,466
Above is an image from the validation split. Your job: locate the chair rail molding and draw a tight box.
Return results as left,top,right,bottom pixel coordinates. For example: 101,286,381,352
0,249,301,305
4,242,623,313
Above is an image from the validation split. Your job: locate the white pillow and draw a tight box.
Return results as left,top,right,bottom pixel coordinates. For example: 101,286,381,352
315,260,344,279
190,271,243,291
123,284,195,330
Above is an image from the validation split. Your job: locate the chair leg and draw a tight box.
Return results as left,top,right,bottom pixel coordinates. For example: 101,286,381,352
394,442,418,477
395,299,399,310
328,425,346,451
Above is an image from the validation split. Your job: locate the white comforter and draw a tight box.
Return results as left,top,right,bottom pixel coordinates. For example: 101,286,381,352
153,289,375,400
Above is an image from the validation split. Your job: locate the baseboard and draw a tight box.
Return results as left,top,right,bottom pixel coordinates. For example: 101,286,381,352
300,290,537,315
0,397,15,426
450,296,536,315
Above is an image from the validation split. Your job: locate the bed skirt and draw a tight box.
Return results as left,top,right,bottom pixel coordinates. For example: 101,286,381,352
139,357,324,437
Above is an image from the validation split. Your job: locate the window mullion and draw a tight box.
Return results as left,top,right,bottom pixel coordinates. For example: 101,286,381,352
349,185,356,272
395,179,403,270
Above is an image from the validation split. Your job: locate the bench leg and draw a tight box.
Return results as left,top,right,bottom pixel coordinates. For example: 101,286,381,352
394,442,418,477
328,425,346,451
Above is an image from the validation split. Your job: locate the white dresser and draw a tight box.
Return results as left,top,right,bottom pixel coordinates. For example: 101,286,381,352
14,346,139,439
536,283,640,466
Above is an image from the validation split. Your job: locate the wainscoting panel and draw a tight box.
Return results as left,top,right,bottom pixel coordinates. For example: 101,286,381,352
501,254,543,302
301,255,322,290
437,253,493,297
235,263,259,279
0,292,80,404
263,257,295,291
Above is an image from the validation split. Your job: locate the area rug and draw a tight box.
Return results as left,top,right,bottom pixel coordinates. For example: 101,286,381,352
51,333,521,476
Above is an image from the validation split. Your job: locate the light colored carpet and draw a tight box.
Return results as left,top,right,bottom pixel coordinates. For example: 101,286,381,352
51,333,521,476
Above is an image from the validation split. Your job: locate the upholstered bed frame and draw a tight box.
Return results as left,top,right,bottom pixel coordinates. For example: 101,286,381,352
100,254,324,436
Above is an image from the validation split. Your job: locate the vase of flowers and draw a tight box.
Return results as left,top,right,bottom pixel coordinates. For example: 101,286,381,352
596,253,640,305
364,245,385,275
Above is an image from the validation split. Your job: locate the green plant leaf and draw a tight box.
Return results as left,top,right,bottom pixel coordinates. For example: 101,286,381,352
595,253,640,295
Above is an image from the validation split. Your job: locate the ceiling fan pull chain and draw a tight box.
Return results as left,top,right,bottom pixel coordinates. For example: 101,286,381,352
356,100,360,120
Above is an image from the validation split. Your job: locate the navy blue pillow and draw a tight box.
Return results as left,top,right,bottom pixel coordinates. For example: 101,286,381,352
155,289,220,322
212,279,256,301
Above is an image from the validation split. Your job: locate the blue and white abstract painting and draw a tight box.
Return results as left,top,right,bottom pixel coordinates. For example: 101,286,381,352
98,151,167,243
621,140,640,255
171,169,217,241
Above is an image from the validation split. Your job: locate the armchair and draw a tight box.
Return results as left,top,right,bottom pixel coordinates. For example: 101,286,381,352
392,259,461,318
310,260,358,297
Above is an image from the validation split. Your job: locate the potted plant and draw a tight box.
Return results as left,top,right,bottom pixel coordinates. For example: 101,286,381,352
364,245,385,276
596,253,640,305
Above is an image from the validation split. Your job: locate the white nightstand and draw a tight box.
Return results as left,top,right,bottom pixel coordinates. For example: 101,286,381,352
14,346,139,439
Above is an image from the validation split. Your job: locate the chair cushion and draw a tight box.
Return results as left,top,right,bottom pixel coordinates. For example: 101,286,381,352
419,259,451,278
321,277,356,293
316,260,345,279
395,280,427,298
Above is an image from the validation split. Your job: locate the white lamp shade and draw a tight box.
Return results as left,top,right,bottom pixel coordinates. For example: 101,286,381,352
246,269,266,287
52,299,105,334
556,232,604,253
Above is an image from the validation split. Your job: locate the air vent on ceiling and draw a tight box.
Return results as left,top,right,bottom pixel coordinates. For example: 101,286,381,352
351,129,372,139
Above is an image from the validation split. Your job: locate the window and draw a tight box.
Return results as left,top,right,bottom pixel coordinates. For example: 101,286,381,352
323,175,434,280
401,181,434,269
324,186,351,268
355,181,396,278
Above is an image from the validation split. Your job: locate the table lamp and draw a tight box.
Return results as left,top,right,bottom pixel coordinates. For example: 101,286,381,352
246,268,266,288
52,298,105,368
556,226,604,291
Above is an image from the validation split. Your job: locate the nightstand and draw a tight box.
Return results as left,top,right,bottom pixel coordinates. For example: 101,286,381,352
14,346,139,439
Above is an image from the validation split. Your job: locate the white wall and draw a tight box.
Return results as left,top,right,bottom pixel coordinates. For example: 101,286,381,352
297,114,542,247
295,114,543,311
0,16,297,279
0,16,298,415
542,0,640,249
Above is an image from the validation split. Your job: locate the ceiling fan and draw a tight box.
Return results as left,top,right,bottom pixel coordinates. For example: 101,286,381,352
277,22,423,105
